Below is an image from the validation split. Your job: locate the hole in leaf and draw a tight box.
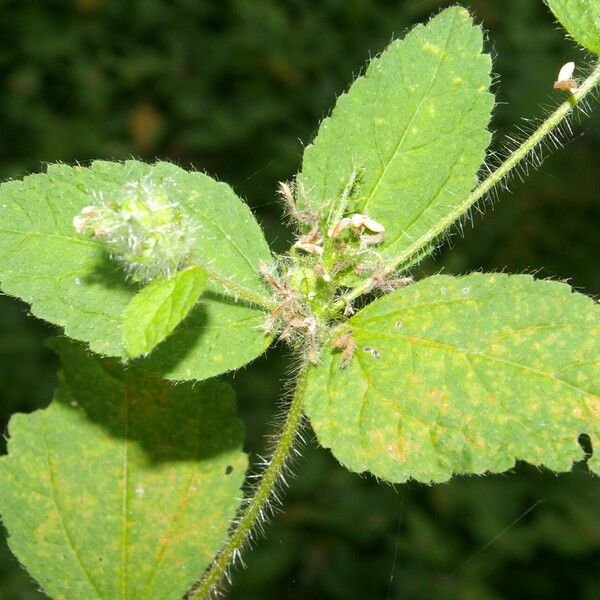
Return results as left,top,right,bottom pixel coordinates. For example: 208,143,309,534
578,433,593,459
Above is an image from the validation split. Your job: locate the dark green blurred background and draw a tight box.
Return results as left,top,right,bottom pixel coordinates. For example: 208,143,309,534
1,1,598,598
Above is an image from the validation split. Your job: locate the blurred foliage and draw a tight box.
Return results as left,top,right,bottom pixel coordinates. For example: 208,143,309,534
0,0,598,599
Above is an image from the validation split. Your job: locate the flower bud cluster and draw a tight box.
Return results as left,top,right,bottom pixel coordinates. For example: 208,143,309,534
73,176,196,282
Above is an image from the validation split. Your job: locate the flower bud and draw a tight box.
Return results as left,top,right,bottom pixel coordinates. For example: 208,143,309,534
287,265,317,299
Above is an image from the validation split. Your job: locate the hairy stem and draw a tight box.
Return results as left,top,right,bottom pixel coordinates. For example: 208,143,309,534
197,263,278,312
326,167,360,233
188,364,310,599
333,59,600,312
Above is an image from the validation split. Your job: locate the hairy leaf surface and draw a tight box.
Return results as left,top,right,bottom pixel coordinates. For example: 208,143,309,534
298,6,494,263
0,161,273,381
547,0,600,53
305,274,599,483
0,338,247,600
123,266,208,358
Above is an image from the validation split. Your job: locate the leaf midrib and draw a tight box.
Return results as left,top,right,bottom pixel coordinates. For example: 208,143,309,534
353,325,596,397
134,456,202,599
360,10,457,214
119,388,131,600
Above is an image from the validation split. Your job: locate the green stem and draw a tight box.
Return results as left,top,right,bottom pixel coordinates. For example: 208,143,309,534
333,59,600,312
197,264,278,312
322,168,360,271
327,167,360,232
188,363,310,599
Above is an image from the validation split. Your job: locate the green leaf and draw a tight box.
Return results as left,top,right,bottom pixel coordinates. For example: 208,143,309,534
0,160,273,381
0,338,247,600
123,266,208,358
547,0,600,54
305,273,599,483
298,6,494,263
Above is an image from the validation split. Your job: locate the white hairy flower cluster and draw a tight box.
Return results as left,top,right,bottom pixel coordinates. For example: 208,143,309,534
73,176,196,282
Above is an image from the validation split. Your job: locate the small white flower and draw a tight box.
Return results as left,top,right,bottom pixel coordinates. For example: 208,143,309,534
553,61,578,93
72,215,87,233
361,215,385,233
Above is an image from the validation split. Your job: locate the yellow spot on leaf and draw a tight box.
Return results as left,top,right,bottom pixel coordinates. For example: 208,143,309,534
386,439,408,462
586,395,600,419
423,42,442,55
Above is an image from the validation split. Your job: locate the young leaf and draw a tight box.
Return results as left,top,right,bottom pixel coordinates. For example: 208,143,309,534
0,338,247,600
298,6,494,264
0,161,273,381
305,274,599,483
547,0,600,54
123,266,208,358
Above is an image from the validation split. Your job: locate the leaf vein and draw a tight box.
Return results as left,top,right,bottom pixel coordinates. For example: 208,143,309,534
41,415,104,600
360,10,457,213
354,325,596,396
